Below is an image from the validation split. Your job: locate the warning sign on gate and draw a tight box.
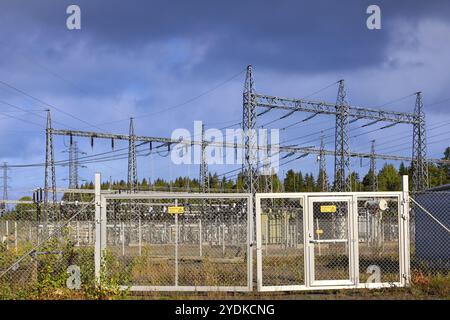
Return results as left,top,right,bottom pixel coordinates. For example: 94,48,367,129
168,206,185,214
320,205,336,213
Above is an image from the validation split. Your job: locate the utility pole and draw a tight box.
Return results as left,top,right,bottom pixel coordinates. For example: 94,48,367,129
127,117,138,192
1,162,10,214
200,124,209,193
334,80,351,192
318,133,328,192
412,92,428,191
370,140,378,191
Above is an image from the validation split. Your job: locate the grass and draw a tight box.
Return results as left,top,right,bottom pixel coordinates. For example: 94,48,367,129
0,239,449,300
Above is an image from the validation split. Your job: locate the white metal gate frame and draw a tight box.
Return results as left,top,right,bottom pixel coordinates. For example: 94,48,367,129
255,188,411,292
94,189,253,292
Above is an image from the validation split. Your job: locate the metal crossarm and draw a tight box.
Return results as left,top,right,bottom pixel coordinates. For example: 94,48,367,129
50,129,450,165
254,94,418,124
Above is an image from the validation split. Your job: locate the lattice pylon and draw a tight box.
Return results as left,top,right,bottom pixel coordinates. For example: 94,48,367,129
318,133,328,192
127,117,138,192
370,140,378,191
68,141,81,189
263,133,273,193
412,92,428,191
333,80,351,192
200,124,209,193
44,110,57,223
242,65,259,195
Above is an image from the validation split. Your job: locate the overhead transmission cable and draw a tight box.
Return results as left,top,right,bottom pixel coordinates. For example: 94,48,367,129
92,68,247,127
0,79,100,130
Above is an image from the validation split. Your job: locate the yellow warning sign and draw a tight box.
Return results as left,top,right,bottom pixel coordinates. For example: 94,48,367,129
320,205,336,213
168,206,185,214
316,229,324,235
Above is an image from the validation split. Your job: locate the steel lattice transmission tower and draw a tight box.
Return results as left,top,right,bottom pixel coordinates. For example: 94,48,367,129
68,141,83,189
127,117,138,192
333,80,351,192
412,92,428,191
263,133,273,193
370,140,378,191
242,65,259,196
200,124,209,193
318,133,328,192
264,145,273,193
44,110,57,204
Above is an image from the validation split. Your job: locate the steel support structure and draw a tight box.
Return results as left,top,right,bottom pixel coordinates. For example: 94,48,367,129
370,140,378,191
47,75,447,196
128,117,138,192
44,110,57,205
68,141,82,189
49,130,449,170
334,80,351,191
263,142,273,193
318,133,328,192
200,124,209,193
242,65,259,197
248,68,429,192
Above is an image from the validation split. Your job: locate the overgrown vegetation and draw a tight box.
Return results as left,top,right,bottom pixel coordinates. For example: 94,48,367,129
0,236,129,300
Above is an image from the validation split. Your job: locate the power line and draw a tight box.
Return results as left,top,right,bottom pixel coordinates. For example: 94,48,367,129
0,79,103,131
0,99,72,128
93,68,247,127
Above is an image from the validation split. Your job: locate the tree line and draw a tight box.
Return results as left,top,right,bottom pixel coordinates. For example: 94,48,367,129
76,147,450,193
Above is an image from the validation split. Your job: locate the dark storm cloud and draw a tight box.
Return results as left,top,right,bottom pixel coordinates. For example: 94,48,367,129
0,0,450,199
2,0,450,76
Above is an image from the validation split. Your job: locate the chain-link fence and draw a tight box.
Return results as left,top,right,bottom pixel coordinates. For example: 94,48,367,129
100,193,253,291
357,196,401,284
1,189,448,297
410,191,450,277
258,197,305,288
0,202,96,299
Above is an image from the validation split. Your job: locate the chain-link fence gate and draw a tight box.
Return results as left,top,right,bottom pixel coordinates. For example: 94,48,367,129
256,190,411,291
97,192,253,292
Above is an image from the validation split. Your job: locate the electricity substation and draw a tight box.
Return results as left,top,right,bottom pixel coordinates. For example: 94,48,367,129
0,65,449,293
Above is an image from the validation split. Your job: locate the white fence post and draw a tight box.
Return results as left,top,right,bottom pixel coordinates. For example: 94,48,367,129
401,175,411,285
174,199,179,287
94,172,102,283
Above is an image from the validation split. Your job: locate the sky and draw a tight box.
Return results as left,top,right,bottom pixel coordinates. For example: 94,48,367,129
0,0,450,199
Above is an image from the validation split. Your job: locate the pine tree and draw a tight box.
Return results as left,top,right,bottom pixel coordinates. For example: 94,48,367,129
378,164,401,191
